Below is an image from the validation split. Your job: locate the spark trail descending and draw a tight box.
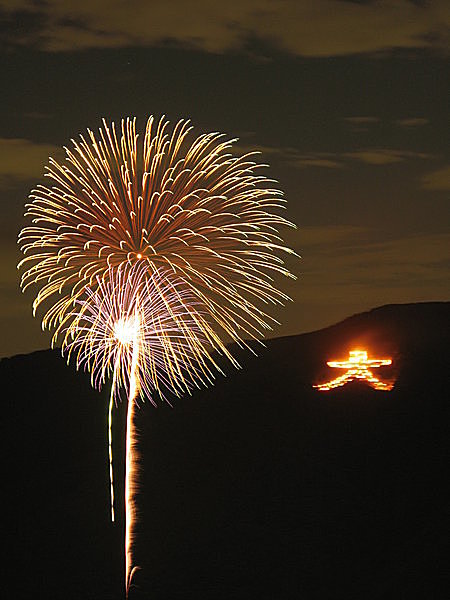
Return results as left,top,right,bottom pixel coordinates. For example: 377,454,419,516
18,116,296,597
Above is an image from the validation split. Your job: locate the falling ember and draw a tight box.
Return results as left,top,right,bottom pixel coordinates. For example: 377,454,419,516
313,350,394,391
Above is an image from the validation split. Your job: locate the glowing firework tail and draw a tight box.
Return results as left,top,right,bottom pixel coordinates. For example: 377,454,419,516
18,116,297,597
124,319,140,595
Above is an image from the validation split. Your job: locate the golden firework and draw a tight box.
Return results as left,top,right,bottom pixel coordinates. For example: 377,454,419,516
18,116,297,596
18,116,296,354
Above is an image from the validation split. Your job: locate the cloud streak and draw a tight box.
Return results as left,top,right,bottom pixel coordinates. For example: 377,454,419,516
0,138,62,186
344,117,380,125
343,148,432,165
2,0,449,56
422,165,450,190
239,143,434,170
395,118,430,127
298,226,450,303
243,145,344,169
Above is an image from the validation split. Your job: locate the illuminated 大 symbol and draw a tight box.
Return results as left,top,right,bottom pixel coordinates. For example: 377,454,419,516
313,350,394,391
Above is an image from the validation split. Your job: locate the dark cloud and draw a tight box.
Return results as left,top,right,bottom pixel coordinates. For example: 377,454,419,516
395,117,429,126
239,144,433,170
344,116,380,124
298,227,450,300
0,138,62,185
343,148,433,164
2,0,449,56
422,164,450,189
275,225,450,336
236,145,345,169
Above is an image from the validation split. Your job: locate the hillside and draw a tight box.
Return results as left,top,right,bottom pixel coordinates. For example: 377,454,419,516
2,302,449,599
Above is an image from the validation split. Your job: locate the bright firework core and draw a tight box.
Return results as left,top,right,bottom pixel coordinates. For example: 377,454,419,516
114,315,139,346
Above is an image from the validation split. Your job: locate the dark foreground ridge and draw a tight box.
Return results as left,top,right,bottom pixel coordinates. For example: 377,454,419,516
2,302,449,599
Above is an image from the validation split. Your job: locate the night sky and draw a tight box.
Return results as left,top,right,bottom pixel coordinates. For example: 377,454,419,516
1,1,449,358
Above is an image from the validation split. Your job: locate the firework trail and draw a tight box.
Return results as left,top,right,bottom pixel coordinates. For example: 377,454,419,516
59,262,224,592
18,116,297,596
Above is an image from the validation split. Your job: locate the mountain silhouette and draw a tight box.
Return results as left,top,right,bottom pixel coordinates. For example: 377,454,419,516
2,302,449,599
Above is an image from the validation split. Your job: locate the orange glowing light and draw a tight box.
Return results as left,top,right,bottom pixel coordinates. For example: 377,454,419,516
314,350,394,391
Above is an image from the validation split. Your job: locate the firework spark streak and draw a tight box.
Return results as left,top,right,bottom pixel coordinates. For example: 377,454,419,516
124,323,139,596
108,375,116,522
18,116,296,597
59,263,225,592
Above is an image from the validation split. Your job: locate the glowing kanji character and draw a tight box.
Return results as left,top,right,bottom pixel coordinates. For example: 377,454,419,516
314,350,394,391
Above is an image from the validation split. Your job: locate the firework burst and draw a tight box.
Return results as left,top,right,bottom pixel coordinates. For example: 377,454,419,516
18,116,296,352
18,116,297,597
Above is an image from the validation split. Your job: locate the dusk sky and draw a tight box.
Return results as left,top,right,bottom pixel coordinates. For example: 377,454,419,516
1,0,449,358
